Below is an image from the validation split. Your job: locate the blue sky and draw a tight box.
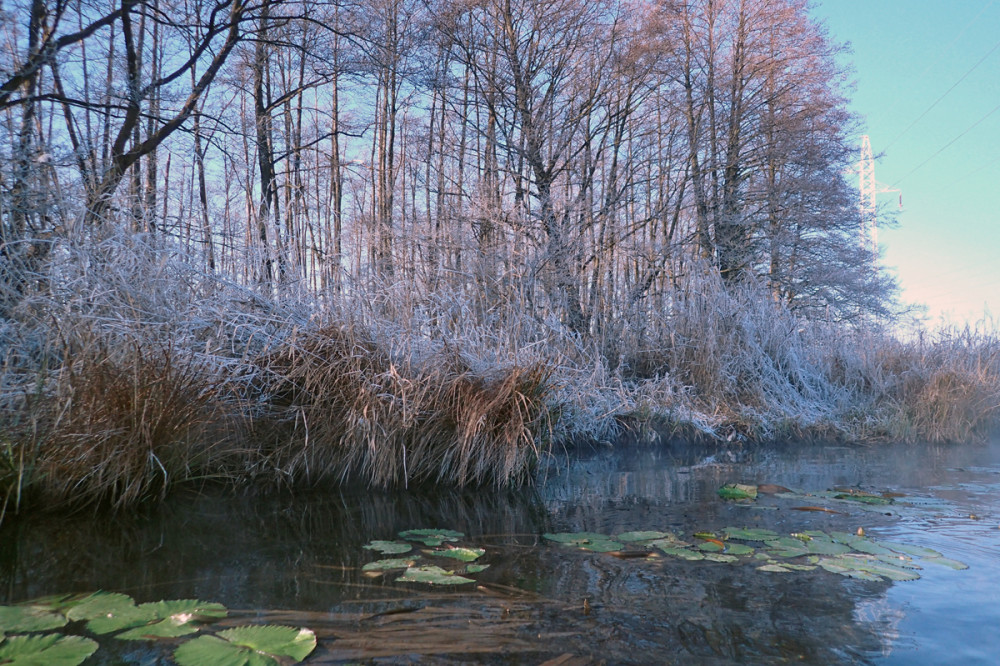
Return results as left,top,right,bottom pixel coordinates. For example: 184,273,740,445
810,0,1000,329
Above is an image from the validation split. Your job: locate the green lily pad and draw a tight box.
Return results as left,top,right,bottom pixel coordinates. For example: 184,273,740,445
363,540,413,555
63,591,143,634
655,546,705,561
758,564,794,573
430,547,485,562
465,564,490,574
704,553,739,563
722,527,780,542
114,600,228,640
697,541,724,552
362,558,416,571
922,556,969,570
174,625,316,666
398,529,464,547
833,492,892,505
616,531,673,543
724,543,755,556
820,555,921,582
0,633,98,666
396,565,476,585
0,604,69,633
718,484,758,500
543,532,623,552
876,541,943,559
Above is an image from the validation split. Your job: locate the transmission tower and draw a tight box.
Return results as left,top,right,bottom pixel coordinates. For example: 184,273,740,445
857,135,901,264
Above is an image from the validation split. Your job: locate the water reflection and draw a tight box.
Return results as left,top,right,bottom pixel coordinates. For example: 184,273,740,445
1,437,998,664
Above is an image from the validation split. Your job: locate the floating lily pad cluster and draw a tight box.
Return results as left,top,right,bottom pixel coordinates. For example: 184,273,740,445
0,591,316,666
717,482,897,508
362,528,490,585
543,527,967,582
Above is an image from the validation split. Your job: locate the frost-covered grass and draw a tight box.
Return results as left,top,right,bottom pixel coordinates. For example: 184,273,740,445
1,235,997,520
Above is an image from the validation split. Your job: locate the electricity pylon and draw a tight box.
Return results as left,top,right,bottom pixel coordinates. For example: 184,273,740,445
858,135,902,264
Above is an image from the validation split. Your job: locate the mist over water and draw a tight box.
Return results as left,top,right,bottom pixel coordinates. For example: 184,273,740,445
2,436,998,664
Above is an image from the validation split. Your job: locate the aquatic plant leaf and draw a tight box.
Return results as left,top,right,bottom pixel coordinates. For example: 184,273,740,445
616,531,673,543
542,532,623,552
921,556,968,570
362,558,416,571
363,540,412,555
431,547,485,562
66,592,136,634
0,633,98,666
829,532,897,557
703,553,738,563
724,543,755,556
819,555,920,582
722,527,779,542
717,484,757,500
0,605,68,633
114,600,228,640
757,564,793,573
655,546,704,561
875,541,943,559
833,493,892,505
465,564,490,574
396,566,475,585
398,529,463,547
174,625,316,666
697,541,724,552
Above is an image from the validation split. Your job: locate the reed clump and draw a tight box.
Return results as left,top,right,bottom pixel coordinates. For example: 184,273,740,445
15,338,240,511
255,325,552,488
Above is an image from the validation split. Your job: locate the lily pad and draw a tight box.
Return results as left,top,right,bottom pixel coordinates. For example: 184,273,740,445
655,545,705,561
616,531,673,543
543,532,623,552
722,527,780,542
876,541,943,559
704,553,739,563
922,556,969,570
114,600,228,640
363,540,413,555
0,633,98,666
697,541,725,553
833,492,892,505
0,604,69,633
718,483,758,500
723,543,755,556
465,564,490,574
362,558,416,571
174,625,316,666
430,547,485,562
758,564,794,573
64,592,142,634
398,529,464,547
396,565,475,585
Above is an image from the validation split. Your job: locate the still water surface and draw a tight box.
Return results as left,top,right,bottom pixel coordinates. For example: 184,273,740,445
2,437,999,664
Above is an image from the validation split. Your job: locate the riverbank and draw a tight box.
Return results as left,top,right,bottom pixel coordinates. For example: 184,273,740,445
2,239,998,521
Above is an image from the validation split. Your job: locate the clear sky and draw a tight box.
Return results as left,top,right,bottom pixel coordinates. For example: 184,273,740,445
810,0,1000,329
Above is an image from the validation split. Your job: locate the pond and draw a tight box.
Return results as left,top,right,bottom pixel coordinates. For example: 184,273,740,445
2,435,998,664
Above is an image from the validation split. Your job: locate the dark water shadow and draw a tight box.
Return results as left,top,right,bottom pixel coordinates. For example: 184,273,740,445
2,436,998,664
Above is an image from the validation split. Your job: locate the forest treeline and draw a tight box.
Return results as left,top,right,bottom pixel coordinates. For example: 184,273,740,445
1,0,998,517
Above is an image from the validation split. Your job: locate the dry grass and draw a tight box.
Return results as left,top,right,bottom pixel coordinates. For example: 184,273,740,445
255,324,552,488
18,338,242,511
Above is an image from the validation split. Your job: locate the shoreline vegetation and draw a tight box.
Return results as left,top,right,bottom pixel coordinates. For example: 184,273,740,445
1,236,998,522
2,0,999,523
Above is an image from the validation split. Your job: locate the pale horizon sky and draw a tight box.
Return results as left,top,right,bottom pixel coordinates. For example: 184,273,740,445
811,0,1000,330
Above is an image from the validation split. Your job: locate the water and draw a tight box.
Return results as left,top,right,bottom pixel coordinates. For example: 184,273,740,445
2,437,999,664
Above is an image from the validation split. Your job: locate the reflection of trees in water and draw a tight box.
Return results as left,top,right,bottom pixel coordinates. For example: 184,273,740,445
6,438,966,663
0,484,549,609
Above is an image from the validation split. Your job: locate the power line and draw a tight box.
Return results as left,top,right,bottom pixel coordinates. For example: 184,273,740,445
889,101,1000,188
875,0,997,131
884,35,1000,151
